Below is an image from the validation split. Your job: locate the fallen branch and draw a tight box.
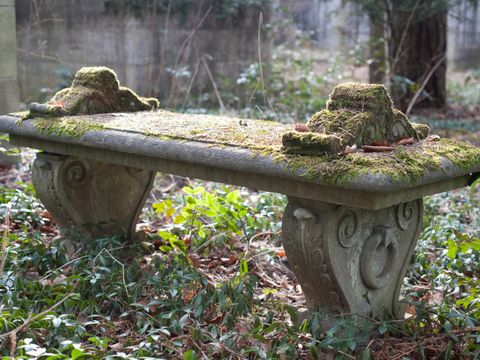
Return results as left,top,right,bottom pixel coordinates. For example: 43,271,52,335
363,145,395,152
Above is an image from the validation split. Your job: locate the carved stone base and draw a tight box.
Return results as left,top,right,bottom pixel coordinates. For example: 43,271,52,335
32,152,155,239
282,197,423,318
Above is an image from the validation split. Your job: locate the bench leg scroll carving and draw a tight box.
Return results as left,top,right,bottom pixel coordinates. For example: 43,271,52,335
32,153,155,240
282,197,423,318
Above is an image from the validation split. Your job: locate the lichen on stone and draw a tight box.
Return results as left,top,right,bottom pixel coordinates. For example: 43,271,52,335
27,66,159,118
282,82,430,155
33,117,105,138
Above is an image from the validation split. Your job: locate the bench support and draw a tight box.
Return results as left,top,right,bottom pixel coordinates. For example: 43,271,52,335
32,153,155,240
282,197,423,318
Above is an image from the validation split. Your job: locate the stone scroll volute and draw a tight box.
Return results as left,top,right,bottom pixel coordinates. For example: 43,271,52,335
282,197,423,318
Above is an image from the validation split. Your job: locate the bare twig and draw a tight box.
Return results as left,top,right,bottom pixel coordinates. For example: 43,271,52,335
167,5,212,107
39,244,135,282
257,12,276,117
405,54,446,115
16,48,63,64
9,330,16,358
93,248,130,298
181,58,201,109
0,205,11,277
201,57,225,113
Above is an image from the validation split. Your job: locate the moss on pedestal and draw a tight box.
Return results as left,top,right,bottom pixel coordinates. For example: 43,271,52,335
26,67,159,119
283,82,430,155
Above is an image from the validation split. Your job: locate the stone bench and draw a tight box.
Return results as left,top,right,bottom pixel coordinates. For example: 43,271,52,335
1,106,479,319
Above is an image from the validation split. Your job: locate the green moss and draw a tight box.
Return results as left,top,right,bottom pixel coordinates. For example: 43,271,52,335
72,66,120,94
27,67,159,118
8,111,31,120
326,83,393,112
307,109,377,147
411,123,430,139
273,138,480,185
33,118,104,138
282,131,343,155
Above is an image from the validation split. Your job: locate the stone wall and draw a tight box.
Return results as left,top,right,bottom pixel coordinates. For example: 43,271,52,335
15,0,271,106
0,0,19,113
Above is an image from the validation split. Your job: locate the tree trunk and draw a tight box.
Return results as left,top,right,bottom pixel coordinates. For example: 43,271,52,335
389,1,447,111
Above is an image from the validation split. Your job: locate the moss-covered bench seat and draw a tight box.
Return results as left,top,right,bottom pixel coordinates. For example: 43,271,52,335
0,110,479,319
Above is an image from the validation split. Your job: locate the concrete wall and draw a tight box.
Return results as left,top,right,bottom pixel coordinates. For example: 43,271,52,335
0,0,19,113
280,0,368,52
15,0,271,107
448,3,480,69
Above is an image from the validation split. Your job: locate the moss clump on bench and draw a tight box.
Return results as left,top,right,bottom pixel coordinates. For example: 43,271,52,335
282,83,429,155
26,67,159,118
281,132,343,155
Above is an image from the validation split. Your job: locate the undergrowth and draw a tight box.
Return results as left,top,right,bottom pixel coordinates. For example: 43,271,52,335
0,174,479,359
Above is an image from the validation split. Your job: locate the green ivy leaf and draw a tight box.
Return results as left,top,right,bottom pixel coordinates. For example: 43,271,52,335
183,349,197,360
240,259,249,275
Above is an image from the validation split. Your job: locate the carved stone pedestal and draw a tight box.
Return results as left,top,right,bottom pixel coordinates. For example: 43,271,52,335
32,153,155,239
282,197,423,318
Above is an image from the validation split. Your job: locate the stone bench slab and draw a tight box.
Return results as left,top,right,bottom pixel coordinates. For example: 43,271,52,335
1,110,479,210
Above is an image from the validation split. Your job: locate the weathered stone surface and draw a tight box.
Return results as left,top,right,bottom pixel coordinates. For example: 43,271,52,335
282,197,423,317
32,152,155,240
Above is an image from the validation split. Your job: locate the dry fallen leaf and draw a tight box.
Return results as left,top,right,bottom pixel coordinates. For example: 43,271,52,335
222,255,238,266
109,342,124,352
294,123,309,132
39,225,57,234
208,259,221,269
342,144,357,155
276,250,286,257
42,210,52,220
